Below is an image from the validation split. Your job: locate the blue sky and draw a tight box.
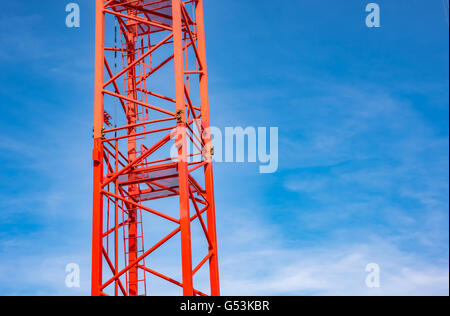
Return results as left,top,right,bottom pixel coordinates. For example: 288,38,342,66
0,0,448,295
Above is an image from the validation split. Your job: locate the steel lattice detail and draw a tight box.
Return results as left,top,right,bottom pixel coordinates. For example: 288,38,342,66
92,0,220,296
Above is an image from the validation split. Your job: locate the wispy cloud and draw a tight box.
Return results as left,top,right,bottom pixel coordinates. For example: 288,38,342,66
0,14,47,61
214,204,449,296
219,240,449,296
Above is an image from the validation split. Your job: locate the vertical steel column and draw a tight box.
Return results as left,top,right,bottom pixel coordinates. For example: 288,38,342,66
195,0,220,296
91,0,105,297
125,11,139,297
172,0,194,296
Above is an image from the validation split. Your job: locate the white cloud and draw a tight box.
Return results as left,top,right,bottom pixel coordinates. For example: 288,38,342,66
219,239,449,296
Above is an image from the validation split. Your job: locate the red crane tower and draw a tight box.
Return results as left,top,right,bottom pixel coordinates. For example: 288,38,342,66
91,0,220,296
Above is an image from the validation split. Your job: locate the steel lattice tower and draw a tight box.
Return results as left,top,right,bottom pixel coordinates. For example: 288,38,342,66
92,0,220,296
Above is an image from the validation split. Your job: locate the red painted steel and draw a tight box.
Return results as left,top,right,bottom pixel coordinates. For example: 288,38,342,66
92,0,220,296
